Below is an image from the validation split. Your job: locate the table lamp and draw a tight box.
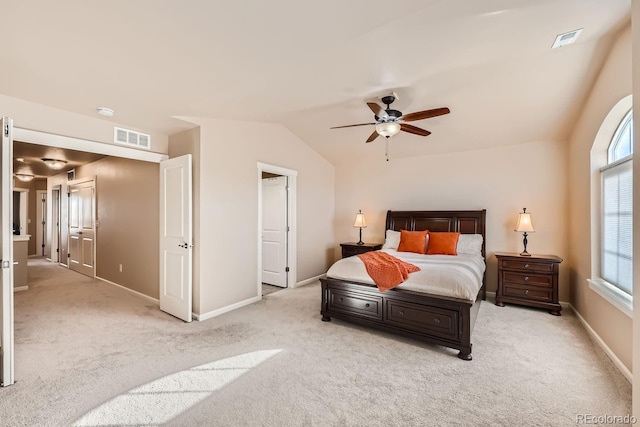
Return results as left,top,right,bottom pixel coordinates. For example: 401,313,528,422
515,208,535,256
353,210,367,245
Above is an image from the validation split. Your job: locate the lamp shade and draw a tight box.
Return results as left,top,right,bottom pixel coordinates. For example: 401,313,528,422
515,210,535,233
375,122,401,138
353,210,367,228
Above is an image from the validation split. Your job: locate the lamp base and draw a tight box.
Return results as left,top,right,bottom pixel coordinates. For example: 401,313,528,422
519,251,532,257
357,227,364,245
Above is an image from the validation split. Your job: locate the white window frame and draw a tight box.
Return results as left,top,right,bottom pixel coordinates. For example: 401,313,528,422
589,100,633,318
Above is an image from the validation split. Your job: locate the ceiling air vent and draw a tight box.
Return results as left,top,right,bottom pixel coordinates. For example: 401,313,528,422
552,28,583,49
113,127,151,150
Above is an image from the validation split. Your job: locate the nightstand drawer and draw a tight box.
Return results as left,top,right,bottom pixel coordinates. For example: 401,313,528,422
500,259,553,273
503,272,552,287
328,289,382,320
386,301,458,340
340,242,382,258
503,284,551,302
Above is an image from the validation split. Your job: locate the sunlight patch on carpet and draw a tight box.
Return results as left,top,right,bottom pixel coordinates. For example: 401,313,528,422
73,349,283,426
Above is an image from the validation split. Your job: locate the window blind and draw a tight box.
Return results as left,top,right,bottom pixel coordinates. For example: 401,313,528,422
602,158,633,295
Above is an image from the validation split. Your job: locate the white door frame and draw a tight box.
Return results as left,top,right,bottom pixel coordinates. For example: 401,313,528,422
257,162,297,298
1,117,15,387
50,186,61,263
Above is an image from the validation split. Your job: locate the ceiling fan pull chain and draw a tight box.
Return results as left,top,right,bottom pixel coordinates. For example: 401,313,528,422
385,139,389,162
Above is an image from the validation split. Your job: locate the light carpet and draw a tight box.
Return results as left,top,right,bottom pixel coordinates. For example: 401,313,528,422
0,258,631,426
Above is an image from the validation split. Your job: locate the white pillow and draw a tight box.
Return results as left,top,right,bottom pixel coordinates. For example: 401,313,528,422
382,229,401,250
456,234,483,256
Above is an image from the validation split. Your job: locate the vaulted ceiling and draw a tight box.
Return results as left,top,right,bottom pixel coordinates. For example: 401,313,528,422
0,0,630,165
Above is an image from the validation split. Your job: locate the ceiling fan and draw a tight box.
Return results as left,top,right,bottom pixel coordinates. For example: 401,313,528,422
330,95,450,143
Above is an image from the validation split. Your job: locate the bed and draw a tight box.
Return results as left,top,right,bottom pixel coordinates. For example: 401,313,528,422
320,210,486,360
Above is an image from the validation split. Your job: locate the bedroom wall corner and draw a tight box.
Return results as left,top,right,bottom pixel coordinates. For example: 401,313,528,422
566,23,632,372
182,118,335,316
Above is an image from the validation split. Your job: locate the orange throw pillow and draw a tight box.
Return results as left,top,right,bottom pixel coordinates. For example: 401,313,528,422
397,230,429,254
426,232,460,255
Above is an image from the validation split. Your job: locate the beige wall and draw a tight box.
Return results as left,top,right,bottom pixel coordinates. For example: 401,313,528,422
180,118,335,315
334,139,569,298
632,1,640,416
0,93,169,154
48,157,160,299
75,157,160,298
567,25,632,371
168,127,201,313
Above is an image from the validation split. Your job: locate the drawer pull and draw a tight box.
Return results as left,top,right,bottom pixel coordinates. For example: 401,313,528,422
524,264,529,268
434,317,441,324
524,276,529,281
524,290,529,295
399,310,405,316
339,297,343,302
365,303,370,308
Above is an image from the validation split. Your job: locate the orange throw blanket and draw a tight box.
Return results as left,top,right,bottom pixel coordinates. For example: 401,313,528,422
357,251,420,292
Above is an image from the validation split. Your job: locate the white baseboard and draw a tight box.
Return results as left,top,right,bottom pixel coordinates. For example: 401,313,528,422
96,276,159,305
570,304,632,383
194,296,261,321
14,286,28,292
295,274,324,288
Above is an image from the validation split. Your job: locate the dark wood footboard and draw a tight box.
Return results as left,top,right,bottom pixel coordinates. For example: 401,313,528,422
320,277,481,360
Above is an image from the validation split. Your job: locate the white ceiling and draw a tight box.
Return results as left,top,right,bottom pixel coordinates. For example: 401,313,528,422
0,0,630,165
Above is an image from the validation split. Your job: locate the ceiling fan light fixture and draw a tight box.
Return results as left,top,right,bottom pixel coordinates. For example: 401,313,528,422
42,158,67,170
375,122,401,138
14,173,34,182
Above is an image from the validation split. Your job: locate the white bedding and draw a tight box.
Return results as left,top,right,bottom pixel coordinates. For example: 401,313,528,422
326,249,485,302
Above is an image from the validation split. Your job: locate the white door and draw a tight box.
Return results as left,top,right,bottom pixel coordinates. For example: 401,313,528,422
36,190,46,256
262,176,287,287
1,117,15,386
68,180,95,277
159,155,193,322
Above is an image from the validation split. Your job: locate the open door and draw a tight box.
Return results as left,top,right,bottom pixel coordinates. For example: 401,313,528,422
1,117,14,386
159,155,193,322
261,176,288,287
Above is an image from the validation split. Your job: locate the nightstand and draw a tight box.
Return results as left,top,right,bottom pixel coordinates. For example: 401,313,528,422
495,252,563,316
340,242,382,258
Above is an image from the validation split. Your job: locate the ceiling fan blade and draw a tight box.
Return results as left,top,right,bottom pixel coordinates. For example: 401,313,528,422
330,123,376,129
401,107,450,122
366,130,380,143
400,123,431,137
367,102,388,119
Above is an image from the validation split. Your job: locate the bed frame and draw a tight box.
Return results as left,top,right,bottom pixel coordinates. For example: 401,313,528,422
320,210,486,360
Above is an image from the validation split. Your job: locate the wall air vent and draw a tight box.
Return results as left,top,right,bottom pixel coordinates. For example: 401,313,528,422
113,127,151,150
552,28,583,49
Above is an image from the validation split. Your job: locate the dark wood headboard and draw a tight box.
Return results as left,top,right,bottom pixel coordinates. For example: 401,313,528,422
385,210,487,258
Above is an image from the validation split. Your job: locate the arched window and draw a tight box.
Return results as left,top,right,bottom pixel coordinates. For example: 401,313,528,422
601,109,633,296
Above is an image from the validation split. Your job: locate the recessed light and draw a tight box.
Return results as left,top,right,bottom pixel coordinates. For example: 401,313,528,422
552,29,583,49
97,107,114,117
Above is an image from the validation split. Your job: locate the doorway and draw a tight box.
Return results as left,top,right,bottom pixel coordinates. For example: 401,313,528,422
257,162,297,298
50,186,61,264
